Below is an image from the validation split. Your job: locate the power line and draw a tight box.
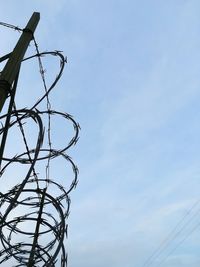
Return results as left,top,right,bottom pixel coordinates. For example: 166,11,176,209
142,199,200,267
155,219,200,267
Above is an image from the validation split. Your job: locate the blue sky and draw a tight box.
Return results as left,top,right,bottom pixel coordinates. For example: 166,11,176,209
0,1,200,266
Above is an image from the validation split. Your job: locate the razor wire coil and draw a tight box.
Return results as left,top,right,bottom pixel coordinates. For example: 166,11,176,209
0,20,79,266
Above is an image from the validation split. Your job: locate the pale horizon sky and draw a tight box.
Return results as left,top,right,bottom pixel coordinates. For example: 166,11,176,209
0,1,200,267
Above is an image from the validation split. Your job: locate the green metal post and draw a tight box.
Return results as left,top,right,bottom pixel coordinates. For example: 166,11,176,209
0,12,40,112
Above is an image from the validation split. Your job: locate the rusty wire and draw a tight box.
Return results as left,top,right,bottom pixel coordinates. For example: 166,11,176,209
0,20,79,266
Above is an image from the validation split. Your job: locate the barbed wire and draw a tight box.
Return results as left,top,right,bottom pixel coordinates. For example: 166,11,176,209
0,19,79,266
32,37,52,184
0,21,22,32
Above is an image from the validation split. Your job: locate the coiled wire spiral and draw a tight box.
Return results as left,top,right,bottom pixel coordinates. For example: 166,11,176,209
0,23,79,266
